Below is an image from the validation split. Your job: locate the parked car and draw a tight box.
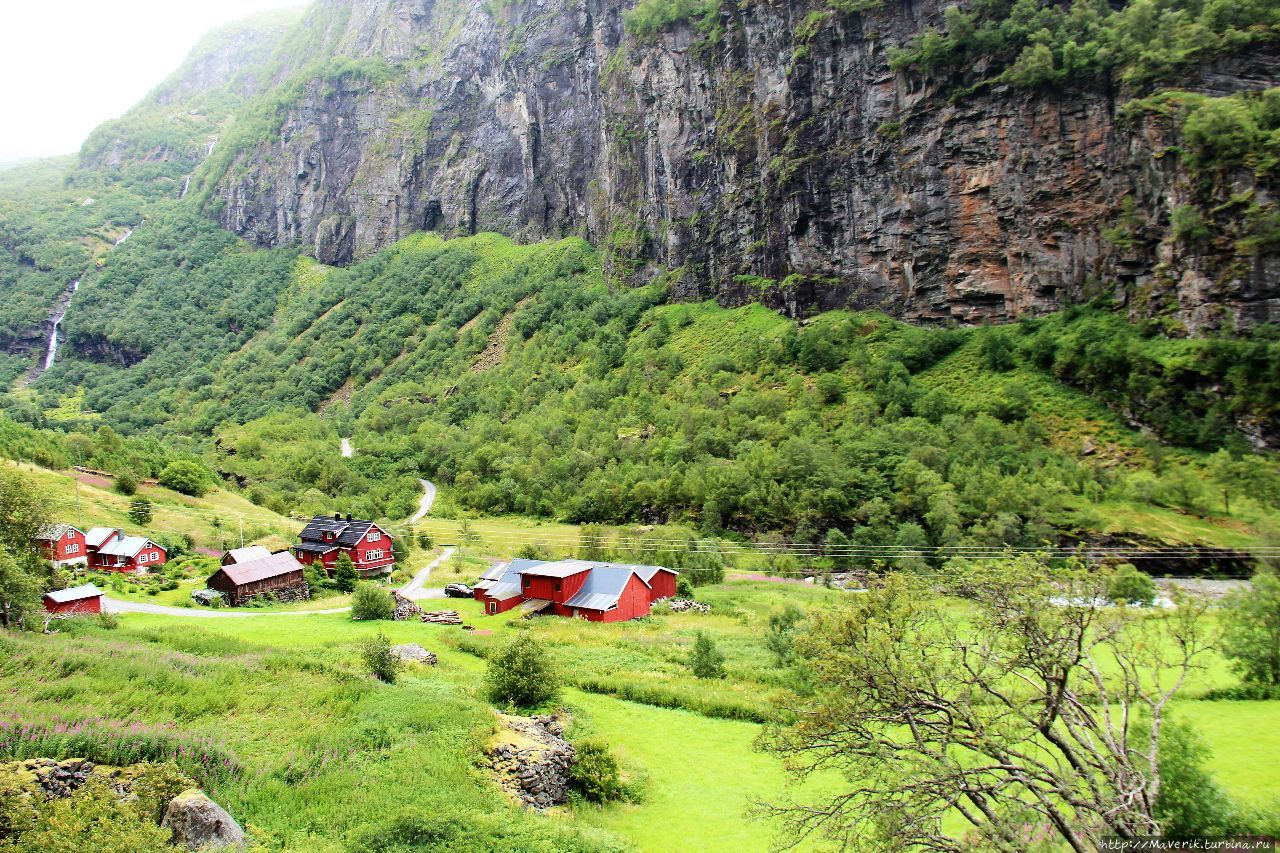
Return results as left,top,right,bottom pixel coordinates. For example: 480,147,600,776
444,583,472,598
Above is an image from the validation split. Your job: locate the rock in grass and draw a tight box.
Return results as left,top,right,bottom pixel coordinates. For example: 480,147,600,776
162,789,245,850
389,642,438,665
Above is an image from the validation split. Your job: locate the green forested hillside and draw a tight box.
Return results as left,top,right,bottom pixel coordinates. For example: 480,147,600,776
0,202,1274,558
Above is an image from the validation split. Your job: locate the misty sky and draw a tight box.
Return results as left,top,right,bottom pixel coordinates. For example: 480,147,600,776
0,0,302,163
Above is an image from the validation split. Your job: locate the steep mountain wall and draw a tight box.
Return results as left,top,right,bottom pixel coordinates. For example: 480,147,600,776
207,0,1280,329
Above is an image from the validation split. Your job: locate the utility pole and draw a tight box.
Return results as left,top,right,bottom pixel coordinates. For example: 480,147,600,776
239,514,244,548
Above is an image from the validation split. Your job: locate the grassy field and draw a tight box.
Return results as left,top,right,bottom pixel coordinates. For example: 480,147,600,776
6,575,1277,851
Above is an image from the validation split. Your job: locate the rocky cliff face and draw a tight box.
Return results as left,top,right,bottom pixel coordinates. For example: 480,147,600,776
208,0,1280,329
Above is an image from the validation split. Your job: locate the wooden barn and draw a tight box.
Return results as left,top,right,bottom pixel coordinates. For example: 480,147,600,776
43,584,103,616
34,524,88,567
475,559,678,621
207,551,308,607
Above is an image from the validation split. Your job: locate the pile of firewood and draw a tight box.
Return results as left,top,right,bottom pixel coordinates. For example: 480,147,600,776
664,598,711,614
392,591,424,621
420,609,463,625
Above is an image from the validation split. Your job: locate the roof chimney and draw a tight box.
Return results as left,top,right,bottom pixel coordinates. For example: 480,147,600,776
345,513,353,523
334,512,341,521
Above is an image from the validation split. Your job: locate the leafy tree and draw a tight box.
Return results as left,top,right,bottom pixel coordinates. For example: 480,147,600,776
415,530,433,549
485,634,560,708
1220,571,1280,687
675,576,695,598
128,498,152,525
0,545,40,630
758,555,1212,850
333,553,358,593
689,631,726,679
303,561,330,593
0,468,48,558
351,582,394,621
157,460,209,497
361,631,400,683
764,603,805,667
1108,563,1157,606
569,739,623,803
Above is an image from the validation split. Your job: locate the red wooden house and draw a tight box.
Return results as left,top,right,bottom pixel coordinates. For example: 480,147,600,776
293,514,395,577
34,524,88,567
87,530,167,572
474,559,678,621
43,583,104,616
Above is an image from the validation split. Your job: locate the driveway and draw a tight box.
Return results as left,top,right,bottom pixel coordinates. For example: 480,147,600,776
399,546,454,601
104,597,350,618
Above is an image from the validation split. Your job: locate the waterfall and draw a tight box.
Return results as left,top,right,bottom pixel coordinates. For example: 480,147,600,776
115,228,133,246
180,175,191,198
41,279,78,371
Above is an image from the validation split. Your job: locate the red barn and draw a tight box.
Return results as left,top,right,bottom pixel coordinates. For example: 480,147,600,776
89,532,166,572
34,524,88,567
474,559,677,622
293,514,395,577
43,583,104,616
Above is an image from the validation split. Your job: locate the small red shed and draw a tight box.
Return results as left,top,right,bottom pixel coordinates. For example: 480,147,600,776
43,584,104,616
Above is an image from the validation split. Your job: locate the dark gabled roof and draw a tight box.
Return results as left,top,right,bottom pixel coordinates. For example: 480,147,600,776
298,515,388,548
36,523,80,541
294,542,338,554
213,552,305,587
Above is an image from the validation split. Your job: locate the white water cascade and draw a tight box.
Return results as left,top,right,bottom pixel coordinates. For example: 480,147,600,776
42,280,79,370
115,228,133,246
180,175,191,198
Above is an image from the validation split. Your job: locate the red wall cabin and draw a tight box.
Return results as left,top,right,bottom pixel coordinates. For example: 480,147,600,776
35,526,87,564
521,569,589,603
574,573,654,622
90,538,167,573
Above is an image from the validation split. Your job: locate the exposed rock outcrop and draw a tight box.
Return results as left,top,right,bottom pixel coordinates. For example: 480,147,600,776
487,712,574,810
162,789,246,851
388,642,438,664
206,0,1280,330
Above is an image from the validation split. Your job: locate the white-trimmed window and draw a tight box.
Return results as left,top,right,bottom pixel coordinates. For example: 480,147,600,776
366,549,384,561
66,543,79,554
368,531,381,542
138,552,149,564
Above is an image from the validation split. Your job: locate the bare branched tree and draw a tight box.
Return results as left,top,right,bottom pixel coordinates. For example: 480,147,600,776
755,554,1211,851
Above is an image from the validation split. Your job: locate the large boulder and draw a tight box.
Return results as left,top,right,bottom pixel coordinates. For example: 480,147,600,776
162,789,245,850
389,642,438,665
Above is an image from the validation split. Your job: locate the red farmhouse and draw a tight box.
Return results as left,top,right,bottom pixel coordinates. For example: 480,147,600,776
34,524,88,567
43,583,104,616
474,559,678,621
86,528,167,572
293,514,395,577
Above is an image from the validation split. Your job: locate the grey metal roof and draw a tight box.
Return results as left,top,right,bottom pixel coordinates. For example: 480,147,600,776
85,527,122,549
294,542,338,554
632,564,678,582
97,535,158,558
485,582,524,601
563,565,643,611
44,583,103,603
223,546,271,564
520,559,594,579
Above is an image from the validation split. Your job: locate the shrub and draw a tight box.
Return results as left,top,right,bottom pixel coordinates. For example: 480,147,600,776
569,739,623,803
351,582,395,621
113,471,138,496
1107,563,1157,607
485,634,559,708
1220,571,1280,686
157,461,209,497
96,612,119,630
334,553,358,593
415,531,434,549
362,632,400,684
689,631,726,679
1155,720,1243,838
676,576,695,598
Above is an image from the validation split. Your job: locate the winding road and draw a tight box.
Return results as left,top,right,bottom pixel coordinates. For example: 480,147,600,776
398,546,454,601
409,479,437,524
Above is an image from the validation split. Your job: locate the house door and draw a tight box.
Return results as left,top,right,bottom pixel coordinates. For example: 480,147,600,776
488,601,496,614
